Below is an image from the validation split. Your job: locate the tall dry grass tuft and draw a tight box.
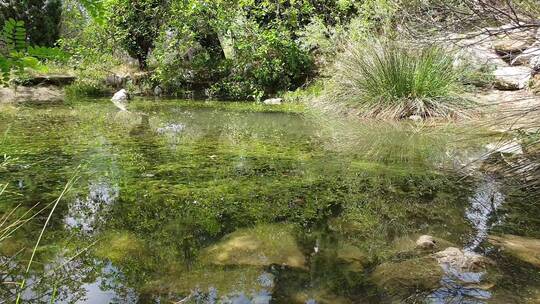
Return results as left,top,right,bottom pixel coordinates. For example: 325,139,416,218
325,39,473,119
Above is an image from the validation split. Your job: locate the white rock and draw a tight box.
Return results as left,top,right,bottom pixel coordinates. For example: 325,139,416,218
111,89,130,111
263,98,283,105
416,235,436,250
408,115,423,122
112,89,129,102
493,66,532,90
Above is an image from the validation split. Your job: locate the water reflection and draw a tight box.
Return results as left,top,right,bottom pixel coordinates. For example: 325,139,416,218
465,175,505,251
188,272,274,304
64,181,118,233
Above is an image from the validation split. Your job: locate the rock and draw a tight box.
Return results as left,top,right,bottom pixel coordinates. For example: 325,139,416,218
511,45,540,67
112,89,130,102
153,85,163,97
392,235,456,254
263,98,283,105
452,35,508,70
408,115,422,122
0,86,64,103
105,74,130,88
531,74,540,94
488,234,540,268
111,89,130,111
493,38,534,54
433,247,494,272
489,23,537,49
372,256,444,296
144,267,272,300
291,289,352,304
95,231,144,263
493,66,532,90
18,74,76,86
416,235,436,250
336,243,366,272
531,54,540,71
202,223,306,269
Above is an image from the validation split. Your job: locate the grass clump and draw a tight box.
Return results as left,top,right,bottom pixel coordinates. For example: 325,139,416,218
326,40,472,119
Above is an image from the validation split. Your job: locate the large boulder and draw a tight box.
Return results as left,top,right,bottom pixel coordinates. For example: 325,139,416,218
493,66,533,90
492,31,537,64
202,223,306,269
488,234,540,268
452,34,507,69
0,86,64,103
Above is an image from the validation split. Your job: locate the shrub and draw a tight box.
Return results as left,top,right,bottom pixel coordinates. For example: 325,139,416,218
326,39,471,119
210,25,314,100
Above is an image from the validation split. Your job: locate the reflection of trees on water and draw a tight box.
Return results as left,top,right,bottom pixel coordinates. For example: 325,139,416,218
0,250,104,303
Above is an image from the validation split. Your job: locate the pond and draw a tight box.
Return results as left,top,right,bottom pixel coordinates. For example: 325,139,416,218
0,99,539,303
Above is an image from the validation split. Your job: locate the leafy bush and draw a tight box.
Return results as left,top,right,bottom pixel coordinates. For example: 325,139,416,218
210,25,314,100
326,39,470,119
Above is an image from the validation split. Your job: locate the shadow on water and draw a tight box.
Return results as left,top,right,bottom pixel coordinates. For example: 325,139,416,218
0,99,539,303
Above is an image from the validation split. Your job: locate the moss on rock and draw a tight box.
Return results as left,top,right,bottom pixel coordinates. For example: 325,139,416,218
371,256,443,297
202,223,306,269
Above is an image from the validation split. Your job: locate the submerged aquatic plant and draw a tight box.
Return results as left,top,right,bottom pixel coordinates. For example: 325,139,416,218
326,39,472,119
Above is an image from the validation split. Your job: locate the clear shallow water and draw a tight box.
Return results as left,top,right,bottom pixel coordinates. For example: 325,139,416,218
0,99,538,303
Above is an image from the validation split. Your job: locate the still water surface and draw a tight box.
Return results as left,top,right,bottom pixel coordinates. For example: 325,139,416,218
0,99,538,303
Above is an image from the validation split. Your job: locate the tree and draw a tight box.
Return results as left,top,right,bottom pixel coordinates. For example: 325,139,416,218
109,0,170,70
0,0,63,47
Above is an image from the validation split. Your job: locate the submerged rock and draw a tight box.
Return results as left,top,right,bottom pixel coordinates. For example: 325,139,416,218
95,231,144,263
202,223,306,269
263,98,283,105
291,289,352,304
493,66,532,90
336,243,366,272
145,266,273,301
372,256,444,296
488,234,540,268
